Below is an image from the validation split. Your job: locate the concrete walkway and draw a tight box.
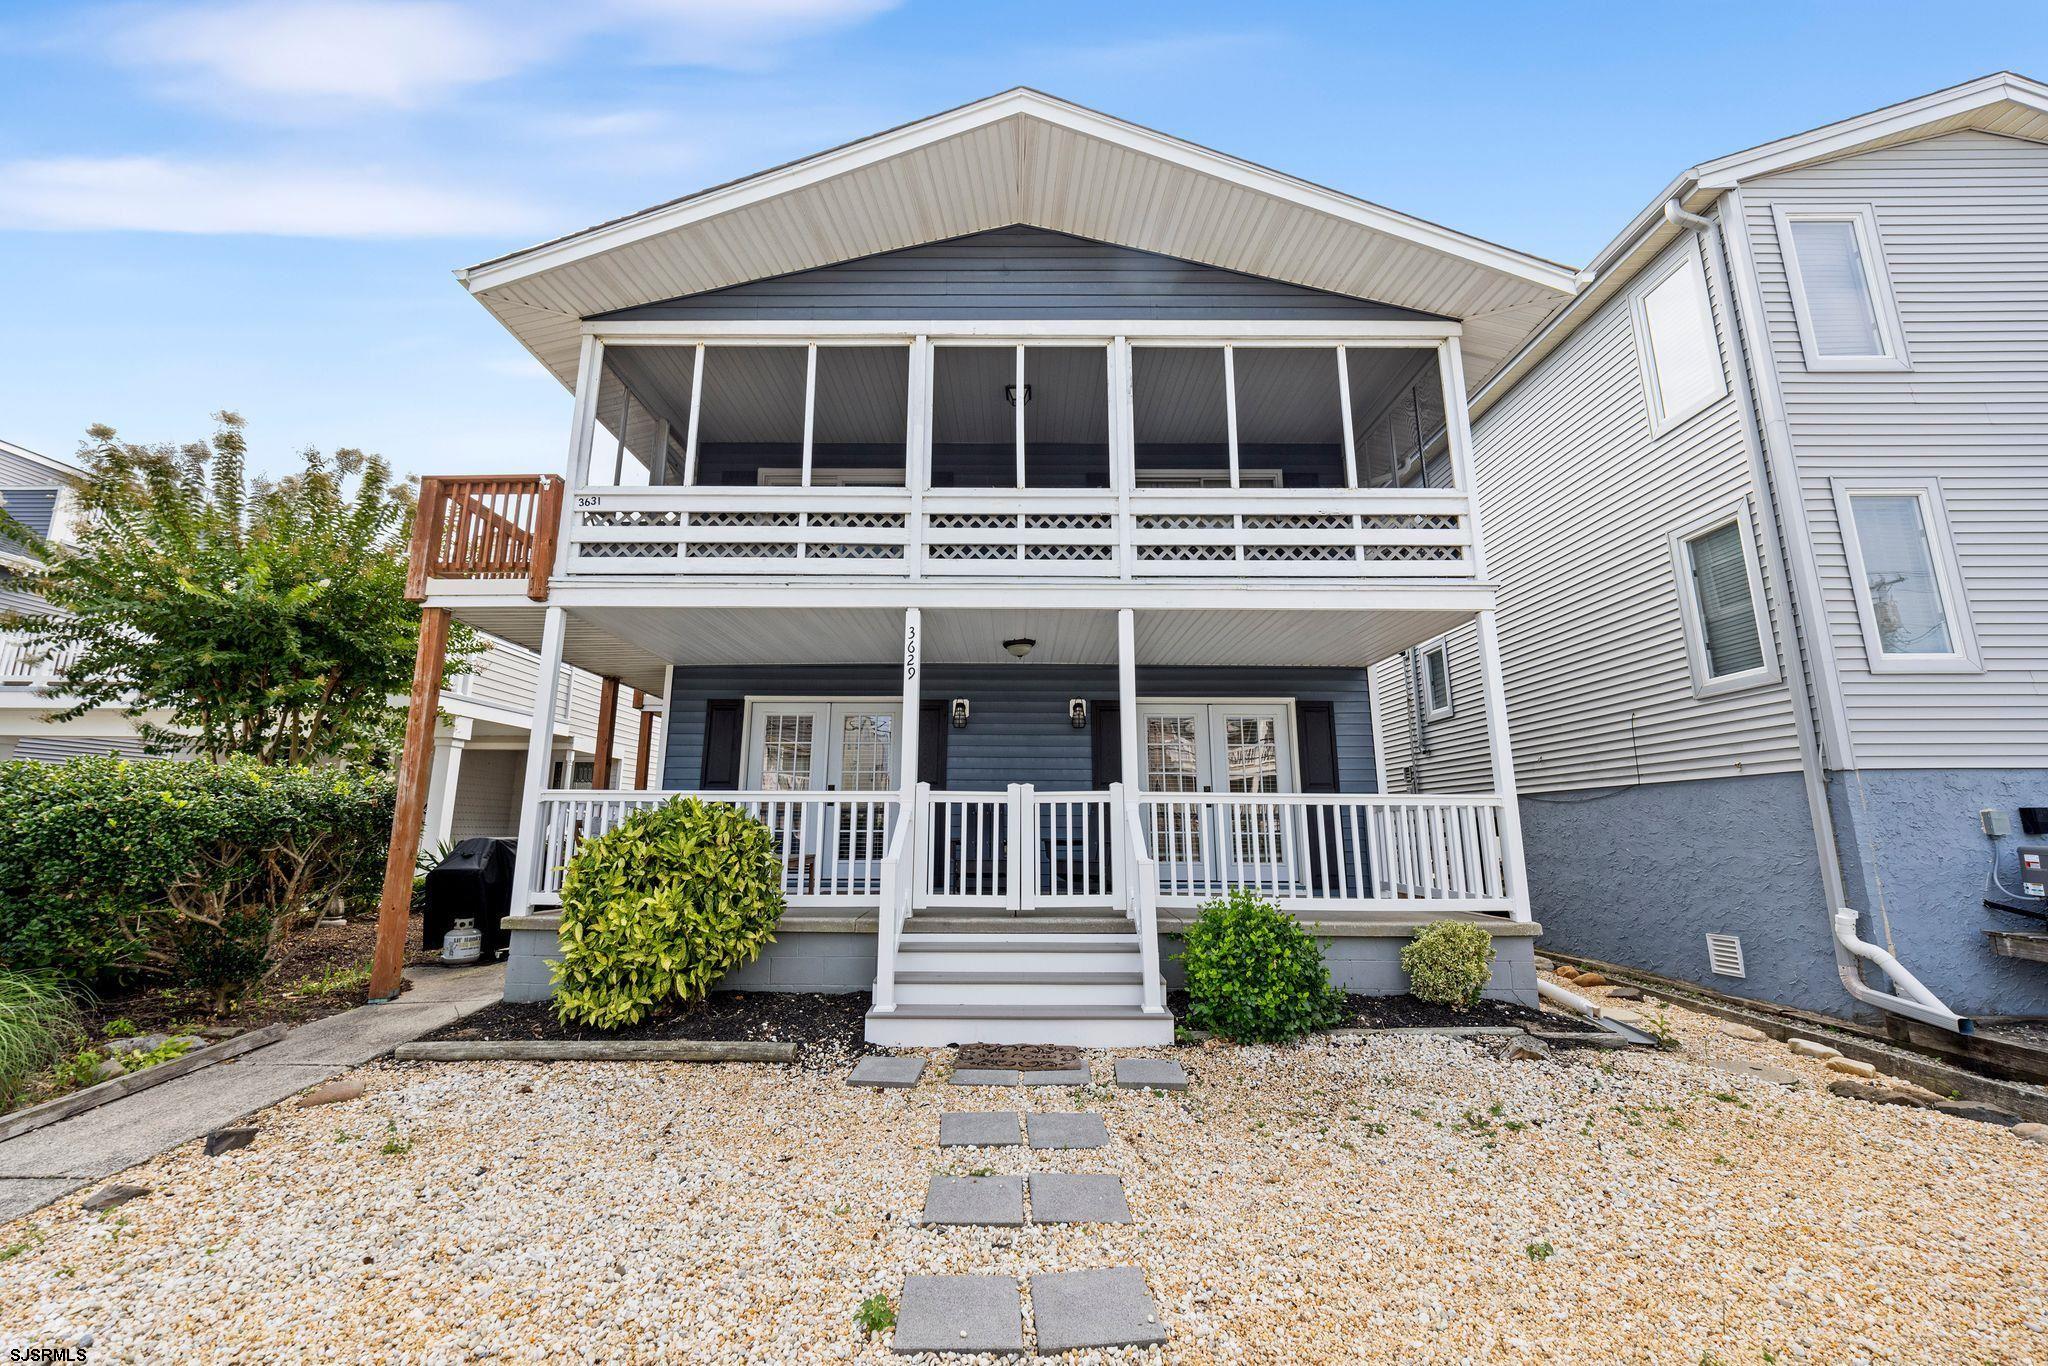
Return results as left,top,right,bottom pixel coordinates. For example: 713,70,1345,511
0,963,502,1223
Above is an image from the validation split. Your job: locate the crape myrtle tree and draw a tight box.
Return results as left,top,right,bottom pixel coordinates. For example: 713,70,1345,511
0,412,472,766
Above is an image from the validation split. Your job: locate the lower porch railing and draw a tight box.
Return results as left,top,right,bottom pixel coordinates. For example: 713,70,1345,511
523,787,1516,1014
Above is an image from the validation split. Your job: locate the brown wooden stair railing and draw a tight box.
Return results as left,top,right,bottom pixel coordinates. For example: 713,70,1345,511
405,475,562,602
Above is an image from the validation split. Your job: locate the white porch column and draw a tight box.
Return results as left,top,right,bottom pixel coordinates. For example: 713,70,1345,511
421,718,471,849
1116,609,1140,789
1474,608,1532,921
899,607,921,801
509,606,567,914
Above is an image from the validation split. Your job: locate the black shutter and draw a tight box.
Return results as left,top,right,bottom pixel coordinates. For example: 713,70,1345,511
1090,701,1121,788
1296,700,1339,792
918,700,949,787
700,699,744,790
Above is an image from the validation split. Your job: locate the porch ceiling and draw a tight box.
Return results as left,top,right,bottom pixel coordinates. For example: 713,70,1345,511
453,603,1474,683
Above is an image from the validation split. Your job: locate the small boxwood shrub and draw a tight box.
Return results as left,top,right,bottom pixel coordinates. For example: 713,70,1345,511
553,798,787,1029
0,757,391,1002
1179,888,1344,1044
1401,922,1496,1009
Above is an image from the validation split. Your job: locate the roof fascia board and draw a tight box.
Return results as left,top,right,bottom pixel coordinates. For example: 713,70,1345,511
0,438,86,484
1693,71,2048,188
462,88,1575,303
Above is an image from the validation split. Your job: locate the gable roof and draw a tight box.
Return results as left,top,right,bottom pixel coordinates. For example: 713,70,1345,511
460,88,1576,393
0,437,85,487
1473,71,2048,420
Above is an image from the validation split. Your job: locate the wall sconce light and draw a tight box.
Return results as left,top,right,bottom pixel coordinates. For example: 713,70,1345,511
1003,637,1036,659
950,698,970,729
1068,698,1088,730
1004,383,1033,407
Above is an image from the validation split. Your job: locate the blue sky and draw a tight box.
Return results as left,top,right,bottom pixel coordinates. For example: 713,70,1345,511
1,1,2042,481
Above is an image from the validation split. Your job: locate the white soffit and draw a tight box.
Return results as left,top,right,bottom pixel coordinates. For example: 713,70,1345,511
460,88,1576,392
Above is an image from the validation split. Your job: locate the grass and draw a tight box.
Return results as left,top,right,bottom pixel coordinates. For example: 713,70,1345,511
290,964,373,998
0,971,88,1110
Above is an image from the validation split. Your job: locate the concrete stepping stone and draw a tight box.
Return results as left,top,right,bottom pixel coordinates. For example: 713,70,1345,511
1022,1064,1091,1085
939,1112,1022,1147
948,1067,1021,1086
1029,1267,1166,1351
892,1274,1025,1355
849,1056,925,1088
1026,1112,1109,1149
1028,1172,1131,1224
1113,1058,1189,1091
922,1175,1024,1226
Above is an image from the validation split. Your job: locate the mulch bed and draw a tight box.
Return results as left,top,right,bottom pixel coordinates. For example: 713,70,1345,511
425,992,873,1069
1166,989,1601,1035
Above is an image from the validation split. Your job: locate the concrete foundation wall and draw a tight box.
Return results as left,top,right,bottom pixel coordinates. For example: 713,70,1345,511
1829,766,2048,1019
504,924,877,1004
1515,772,1855,1018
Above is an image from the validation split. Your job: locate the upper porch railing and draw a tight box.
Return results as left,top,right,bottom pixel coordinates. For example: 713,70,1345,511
0,633,76,688
405,475,564,602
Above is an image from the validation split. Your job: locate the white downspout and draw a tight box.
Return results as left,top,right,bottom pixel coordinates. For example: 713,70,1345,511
1665,198,1970,1034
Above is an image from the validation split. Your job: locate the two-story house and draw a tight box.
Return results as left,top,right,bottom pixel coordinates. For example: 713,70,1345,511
1376,72,2048,1037
375,88,1583,1043
0,436,659,844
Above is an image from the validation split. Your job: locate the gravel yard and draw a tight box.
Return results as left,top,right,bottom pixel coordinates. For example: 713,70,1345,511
4,993,2046,1363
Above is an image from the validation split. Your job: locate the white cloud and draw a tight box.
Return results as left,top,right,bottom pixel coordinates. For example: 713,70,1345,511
0,156,544,237
109,1,542,110
603,0,902,69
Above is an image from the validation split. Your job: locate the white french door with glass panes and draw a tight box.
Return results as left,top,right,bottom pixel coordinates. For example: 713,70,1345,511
1136,702,1295,886
743,700,901,895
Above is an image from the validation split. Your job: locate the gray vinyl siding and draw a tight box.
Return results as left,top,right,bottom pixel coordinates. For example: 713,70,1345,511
662,665,1376,793
1437,234,1804,795
449,749,524,840
598,226,1440,323
1740,130,2048,767
1370,633,1493,794
0,451,61,489
0,488,57,543
11,736,152,763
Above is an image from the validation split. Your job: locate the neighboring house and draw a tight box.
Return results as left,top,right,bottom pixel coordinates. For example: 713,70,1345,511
398,87,1585,1043
0,437,658,838
1375,72,2048,1031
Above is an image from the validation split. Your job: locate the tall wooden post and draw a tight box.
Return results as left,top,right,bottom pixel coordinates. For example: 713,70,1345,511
593,675,620,790
370,605,451,1001
633,690,655,790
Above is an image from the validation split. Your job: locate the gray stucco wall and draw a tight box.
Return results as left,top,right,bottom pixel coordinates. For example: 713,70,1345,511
662,664,1377,793
1828,767,2048,1019
1516,772,1857,1018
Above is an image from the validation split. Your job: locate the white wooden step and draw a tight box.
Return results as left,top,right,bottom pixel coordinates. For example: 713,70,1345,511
897,941,1141,975
892,971,1144,1007
865,1004,1176,1048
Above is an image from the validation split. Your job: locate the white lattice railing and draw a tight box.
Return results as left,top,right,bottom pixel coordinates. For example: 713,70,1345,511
1136,793,1512,912
561,487,1472,578
0,633,73,687
530,790,902,905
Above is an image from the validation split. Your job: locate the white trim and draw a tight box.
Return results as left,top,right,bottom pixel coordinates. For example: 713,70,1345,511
431,578,1501,614
463,89,1573,296
1830,477,1981,674
593,320,1462,342
1668,501,1781,698
1627,244,1727,436
1418,637,1454,720
1771,204,1910,372
1133,698,1302,797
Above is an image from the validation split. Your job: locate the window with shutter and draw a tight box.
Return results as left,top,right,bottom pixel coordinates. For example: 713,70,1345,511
1684,522,1765,678
1630,251,1726,434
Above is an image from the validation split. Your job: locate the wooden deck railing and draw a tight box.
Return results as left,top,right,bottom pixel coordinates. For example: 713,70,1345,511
406,475,563,601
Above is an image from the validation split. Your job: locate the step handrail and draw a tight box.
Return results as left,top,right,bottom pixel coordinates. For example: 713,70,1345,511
1124,799,1166,1014
871,803,916,1013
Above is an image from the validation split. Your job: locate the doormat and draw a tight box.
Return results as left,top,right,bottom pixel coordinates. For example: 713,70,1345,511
954,1043,1085,1072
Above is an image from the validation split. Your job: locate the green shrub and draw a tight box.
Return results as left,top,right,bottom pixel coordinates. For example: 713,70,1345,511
0,757,392,1001
1400,922,1496,1009
553,798,787,1030
0,971,86,1108
1178,888,1344,1044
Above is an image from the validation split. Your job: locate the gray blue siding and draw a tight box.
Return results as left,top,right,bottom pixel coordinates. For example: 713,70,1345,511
662,665,1376,793
597,226,1440,323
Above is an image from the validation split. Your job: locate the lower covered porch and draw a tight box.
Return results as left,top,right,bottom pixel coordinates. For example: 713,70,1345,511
455,590,1535,1043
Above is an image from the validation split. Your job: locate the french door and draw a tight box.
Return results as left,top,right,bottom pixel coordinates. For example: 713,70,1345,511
1135,703,1294,886
743,701,901,893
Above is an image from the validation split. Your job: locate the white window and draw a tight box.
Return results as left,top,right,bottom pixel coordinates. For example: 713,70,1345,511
1832,479,1978,672
1629,248,1727,435
1773,205,1908,371
1419,639,1453,720
1669,505,1778,696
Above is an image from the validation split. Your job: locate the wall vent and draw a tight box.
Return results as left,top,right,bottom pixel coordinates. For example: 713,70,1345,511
1705,933,1746,979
